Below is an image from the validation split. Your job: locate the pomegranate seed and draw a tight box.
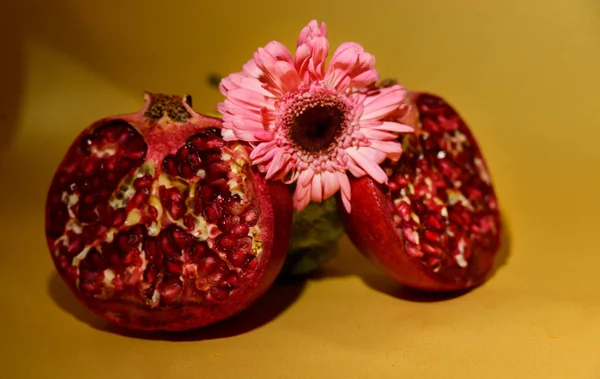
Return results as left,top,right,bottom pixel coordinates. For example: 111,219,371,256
134,175,153,189
424,230,441,243
171,227,192,249
396,201,411,222
159,232,180,257
223,272,239,288
198,256,216,275
183,214,196,231
162,155,178,176
112,208,127,227
231,224,249,237
422,243,442,256
165,259,183,276
158,279,183,305
242,207,259,226
424,214,443,230
216,234,237,251
204,201,222,223
208,287,229,301
205,138,225,150
168,203,187,220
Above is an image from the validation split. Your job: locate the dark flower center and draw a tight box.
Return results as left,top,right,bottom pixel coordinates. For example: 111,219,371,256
290,105,345,152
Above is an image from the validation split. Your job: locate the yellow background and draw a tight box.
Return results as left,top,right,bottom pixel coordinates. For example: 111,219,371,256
1,0,599,377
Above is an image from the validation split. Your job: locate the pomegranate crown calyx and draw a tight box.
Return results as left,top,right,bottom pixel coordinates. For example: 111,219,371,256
142,92,194,123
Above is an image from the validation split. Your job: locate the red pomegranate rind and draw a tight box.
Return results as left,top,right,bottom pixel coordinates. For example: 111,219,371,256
339,92,501,291
45,93,293,330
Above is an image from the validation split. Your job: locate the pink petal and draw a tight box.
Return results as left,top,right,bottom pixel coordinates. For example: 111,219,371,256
242,58,262,78
293,186,312,212
346,158,366,178
250,141,278,163
232,115,264,133
311,174,323,203
349,68,378,89
253,48,288,95
265,151,289,179
264,41,294,64
369,140,404,161
297,168,315,189
230,127,259,141
217,102,227,116
324,42,361,91
222,100,264,122
358,146,388,164
336,171,352,213
254,130,276,141
359,128,399,141
345,147,388,184
321,171,341,199
295,20,329,81
228,88,270,110
371,121,414,133
360,85,406,120
275,61,301,92
221,129,236,141
336,171,351,199
226,73,275,97
297,20,327,47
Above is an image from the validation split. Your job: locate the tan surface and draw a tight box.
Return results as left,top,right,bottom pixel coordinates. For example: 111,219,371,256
1,1,599,378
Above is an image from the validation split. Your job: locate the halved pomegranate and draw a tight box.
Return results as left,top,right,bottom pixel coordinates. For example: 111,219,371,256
45,93,293,331
338,91,502,291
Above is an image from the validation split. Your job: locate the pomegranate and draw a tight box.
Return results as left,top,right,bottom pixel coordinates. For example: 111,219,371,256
45,93,293,331
338,91,502,291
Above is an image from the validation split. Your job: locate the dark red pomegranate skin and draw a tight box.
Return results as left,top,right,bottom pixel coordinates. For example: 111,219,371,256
338,92,501,291
45,93,293,330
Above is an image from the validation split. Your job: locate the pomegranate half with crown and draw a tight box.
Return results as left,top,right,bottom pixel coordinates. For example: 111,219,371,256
338,90,502,292
45,93,293,331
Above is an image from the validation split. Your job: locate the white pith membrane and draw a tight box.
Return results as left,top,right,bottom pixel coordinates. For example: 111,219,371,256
53,138,263,307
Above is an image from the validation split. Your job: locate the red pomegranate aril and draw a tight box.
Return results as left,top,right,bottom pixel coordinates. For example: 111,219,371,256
338,91,502,292
45,93,293,331
228,250,249,268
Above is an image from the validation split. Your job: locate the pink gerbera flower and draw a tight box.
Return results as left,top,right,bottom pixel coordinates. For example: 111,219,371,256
217,20,413,212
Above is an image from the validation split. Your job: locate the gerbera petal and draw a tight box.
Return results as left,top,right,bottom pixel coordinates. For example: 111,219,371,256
336,171,351,199
228,88,270,110
321,171,341,199
253,47,288,95
232,115,264,134
371,121,414,133
297,168,315,189
360,85,406,120
242,58,262,78
346,158,366,178
311,174,323,203
265,151,289,179
369,140,404,161
345,147,388,184
294,186,312,212
359,128,400,141
324,42,361,91
225,73,275,97
250,140,278,162
264,40,294,64
275,61,301,92
297,20,327,47
295,20,329,82
222,100,264,122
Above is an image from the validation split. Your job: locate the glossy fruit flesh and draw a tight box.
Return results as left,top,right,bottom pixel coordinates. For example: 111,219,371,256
339,92,501,291
45,93,293,330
